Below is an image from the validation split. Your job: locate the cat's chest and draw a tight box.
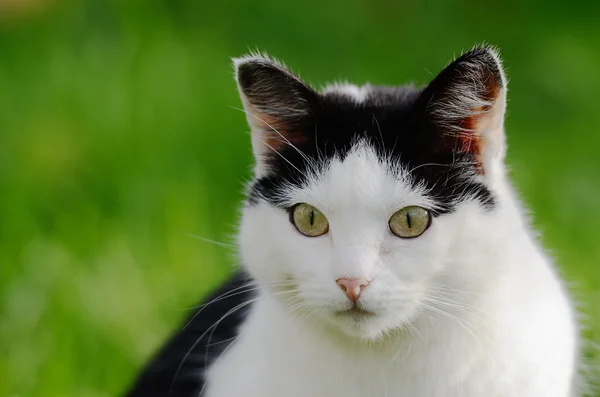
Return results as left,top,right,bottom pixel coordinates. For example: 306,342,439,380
203,322,496,397
201,297,572,397
204,346,497,397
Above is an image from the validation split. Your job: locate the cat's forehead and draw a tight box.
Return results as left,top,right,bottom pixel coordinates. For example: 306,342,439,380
293,143,439,214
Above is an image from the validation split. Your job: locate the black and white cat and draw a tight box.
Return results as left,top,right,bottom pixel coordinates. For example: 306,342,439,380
124,46,581,397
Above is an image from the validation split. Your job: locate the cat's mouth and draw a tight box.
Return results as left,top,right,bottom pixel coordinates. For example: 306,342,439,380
332,306,376,319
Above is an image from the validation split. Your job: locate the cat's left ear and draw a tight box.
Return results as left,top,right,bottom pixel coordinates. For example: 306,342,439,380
417,45,508,175
233,54,318,173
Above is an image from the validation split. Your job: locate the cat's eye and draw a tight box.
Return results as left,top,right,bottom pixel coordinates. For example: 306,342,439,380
389,206,432,239
290,203,329,237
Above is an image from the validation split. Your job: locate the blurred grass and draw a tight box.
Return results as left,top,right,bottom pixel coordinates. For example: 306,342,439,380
0,0,598,396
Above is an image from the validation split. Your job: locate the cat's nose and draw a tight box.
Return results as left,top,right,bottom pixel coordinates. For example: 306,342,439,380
336,277,370,304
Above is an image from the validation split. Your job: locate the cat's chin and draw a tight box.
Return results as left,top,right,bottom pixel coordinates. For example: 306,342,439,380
321,308,415,342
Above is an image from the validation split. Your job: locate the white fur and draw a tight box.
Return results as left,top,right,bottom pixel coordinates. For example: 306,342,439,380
202,142,580,396
321,81,371,103
204,49,581,397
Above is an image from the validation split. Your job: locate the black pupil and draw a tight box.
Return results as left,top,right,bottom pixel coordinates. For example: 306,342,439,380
406,212,412,228
310,210,315,226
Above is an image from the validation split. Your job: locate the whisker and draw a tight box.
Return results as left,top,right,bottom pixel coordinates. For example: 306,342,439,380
181,286,259,311
204,335,239,347
421,295,483,316
194,287,301,396
415,301,491,356
180,282,261,329
405,321,423,340
170,297,259,397
199,332,239,397
183,232,236,248
180,279,300,312
372,113,385,146
428,285,479,294
260,139,309,178
231,106,316,170
408,162,455,173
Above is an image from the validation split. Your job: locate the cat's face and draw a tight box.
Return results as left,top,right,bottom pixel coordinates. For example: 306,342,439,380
235,47,508,340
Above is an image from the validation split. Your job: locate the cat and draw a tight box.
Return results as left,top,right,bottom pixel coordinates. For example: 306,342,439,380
123,45,582,397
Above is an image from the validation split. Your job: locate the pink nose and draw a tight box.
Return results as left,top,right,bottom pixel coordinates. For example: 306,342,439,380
336,277,370,304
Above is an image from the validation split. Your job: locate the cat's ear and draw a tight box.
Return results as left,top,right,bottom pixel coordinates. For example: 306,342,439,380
233,54,318,166
417,45,507,174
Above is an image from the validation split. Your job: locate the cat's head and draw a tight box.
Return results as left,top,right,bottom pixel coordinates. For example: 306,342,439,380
235,46,510,341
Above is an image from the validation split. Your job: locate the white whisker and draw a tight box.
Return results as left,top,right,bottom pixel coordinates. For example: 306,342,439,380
260,139,309,178
231,106,317,170
171,297,259,397
183,232,236,248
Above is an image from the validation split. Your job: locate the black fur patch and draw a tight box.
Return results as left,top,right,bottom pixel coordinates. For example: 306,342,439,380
244,48,505,214
248,85,495,214
122,272,255,397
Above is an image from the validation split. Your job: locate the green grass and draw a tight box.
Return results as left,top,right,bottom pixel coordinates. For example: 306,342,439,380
0,1,598,396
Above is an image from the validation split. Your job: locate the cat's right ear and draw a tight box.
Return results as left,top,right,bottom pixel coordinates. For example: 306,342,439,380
233,54,318,169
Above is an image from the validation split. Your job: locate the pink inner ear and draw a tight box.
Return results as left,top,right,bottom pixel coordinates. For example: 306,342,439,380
254,113,311,152
454,109,493,175
456,124,482,154
456,103,494,153
263,129,311,152
449,79,503,174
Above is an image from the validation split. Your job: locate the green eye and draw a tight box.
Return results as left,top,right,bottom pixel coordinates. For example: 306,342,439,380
290,203,329,237
389,206,432,238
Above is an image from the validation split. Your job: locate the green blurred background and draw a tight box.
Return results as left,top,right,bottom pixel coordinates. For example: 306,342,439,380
0,0,598,396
